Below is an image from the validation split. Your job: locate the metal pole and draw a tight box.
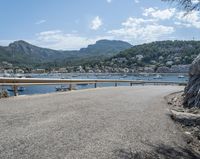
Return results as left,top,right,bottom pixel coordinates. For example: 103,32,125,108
13,85,18,96
69,84,72,91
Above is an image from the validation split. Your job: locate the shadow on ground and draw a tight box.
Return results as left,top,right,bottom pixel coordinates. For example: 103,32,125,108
113,142,200,159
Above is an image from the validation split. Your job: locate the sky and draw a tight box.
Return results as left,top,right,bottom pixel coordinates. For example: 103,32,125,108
0,0,200,50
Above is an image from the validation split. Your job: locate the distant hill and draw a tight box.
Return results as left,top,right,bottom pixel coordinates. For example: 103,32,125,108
0,40,73,67
80,40,133,57
61,40,133,65
0,40,132,67
99,40,200,68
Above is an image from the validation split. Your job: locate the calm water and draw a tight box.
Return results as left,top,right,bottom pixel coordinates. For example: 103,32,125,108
0,73,188,96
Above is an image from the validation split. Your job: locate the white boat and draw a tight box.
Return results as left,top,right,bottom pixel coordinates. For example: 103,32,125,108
14,74,25,78
3,73,11,77
178,75,185,78
72,75,79,77
153,74,162,79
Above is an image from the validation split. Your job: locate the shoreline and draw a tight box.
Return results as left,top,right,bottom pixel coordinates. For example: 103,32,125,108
1,85,185,99
1,86,122,99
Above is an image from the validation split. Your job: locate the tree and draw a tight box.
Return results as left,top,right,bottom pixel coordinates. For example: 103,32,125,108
162,0,200,11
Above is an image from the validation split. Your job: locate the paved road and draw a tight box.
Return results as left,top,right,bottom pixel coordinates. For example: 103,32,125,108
0,86,199,159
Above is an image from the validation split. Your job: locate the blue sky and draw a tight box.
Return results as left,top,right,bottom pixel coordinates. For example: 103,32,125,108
0,0,200,50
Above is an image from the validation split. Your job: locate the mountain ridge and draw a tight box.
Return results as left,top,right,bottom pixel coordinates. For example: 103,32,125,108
0,39,132,67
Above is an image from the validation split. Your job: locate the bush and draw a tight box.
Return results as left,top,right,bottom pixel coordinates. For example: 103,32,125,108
0,90,9,98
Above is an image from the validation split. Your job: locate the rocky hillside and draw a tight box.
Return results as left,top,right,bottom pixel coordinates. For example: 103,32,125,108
0,40,132,67
184,54,200,108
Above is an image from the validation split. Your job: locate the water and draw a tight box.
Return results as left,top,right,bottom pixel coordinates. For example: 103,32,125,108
0,73,188,96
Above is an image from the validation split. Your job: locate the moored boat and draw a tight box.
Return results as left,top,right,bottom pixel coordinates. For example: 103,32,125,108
153,74,162,79
178,75,185,78
55,85,68,92
7,86,25,92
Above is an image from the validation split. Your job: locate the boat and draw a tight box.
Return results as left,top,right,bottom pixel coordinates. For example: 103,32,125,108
178,75,185,78
7,86,25,92
3,73,11,77
72,75,79,77
122,74,127,78
153,74,162,79
55,85,68,92
14,74,25,78
25,75,32,78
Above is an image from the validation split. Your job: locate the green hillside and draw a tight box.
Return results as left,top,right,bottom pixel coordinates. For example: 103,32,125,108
100,40,200,68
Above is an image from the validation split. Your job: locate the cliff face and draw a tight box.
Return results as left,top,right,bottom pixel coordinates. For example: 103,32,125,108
184,54,200,108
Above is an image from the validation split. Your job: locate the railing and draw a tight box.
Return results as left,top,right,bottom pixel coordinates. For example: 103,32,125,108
0,77,187,96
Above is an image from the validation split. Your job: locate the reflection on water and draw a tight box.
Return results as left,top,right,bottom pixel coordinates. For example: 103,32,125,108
0,73,188,96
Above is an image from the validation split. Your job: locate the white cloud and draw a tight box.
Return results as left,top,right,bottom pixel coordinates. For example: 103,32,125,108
90,16,103,30
143,7,176,20
192,0,199,4
122,17,157,27
35,30,112,50
143,7,200,29
108,17,174,42
35,19,46,25
107,0,112,3
134,0,140,3
174,21,192,28
175,11,200,29
0,40,13,46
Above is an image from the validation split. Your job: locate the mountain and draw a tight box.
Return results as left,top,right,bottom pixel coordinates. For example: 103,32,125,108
0,40,132,67
98,40,200,69
0,40,73,66
79,40,133,57
61,40,133,65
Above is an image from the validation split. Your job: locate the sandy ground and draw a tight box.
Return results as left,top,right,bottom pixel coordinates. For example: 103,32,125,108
0,86,199,159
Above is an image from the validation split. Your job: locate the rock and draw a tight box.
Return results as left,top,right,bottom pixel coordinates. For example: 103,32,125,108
184,131,193,144
170,109,200,126
184,54,200,108
173,97,177,102
189,54,200,76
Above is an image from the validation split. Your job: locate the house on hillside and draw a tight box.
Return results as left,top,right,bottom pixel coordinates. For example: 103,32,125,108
16,69,25,74
32,69,46,74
